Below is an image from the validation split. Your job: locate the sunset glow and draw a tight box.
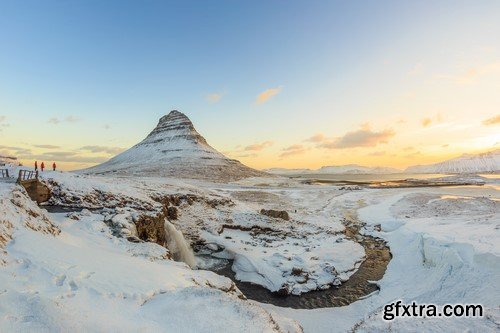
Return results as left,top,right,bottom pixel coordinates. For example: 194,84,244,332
0,1,499,171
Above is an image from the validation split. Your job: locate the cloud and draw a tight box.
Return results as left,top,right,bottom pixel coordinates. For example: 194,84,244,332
421,114,443,128
256,87,282,104
104,124,111,130
482,114,500,126
80,145,125,155
368,151,386,156
435,61,500,85
280,144,308,158
235,153,258,158
33,144,61,149
421,117,432,127
65,115,81,122
206,92,224,103
48,115,82,124
305,133,326,143
404,151,421,158
244,141,273,151
319,127,395,149
0,116,10,131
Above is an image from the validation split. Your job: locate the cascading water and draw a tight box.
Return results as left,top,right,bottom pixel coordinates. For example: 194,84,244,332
164,219,197,268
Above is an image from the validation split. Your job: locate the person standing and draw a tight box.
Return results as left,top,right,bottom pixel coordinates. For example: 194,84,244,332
52,162,56,171
40,162,45,172
34,161,38,171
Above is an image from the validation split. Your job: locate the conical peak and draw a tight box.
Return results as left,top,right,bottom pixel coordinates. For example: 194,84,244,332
157,110,191,126
152,110,195,133
142,110,207,145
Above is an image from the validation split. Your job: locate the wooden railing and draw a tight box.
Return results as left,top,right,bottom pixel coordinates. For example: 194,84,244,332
0,169,9,178
18,170,38,182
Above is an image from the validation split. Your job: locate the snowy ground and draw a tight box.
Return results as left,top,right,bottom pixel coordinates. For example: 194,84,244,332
1,170,499,332
0,180,300,332
268,179,500,332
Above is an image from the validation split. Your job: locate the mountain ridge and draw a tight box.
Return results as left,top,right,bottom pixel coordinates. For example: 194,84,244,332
404,149,500,173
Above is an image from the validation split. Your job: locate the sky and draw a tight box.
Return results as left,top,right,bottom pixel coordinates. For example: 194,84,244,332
0,0,499,171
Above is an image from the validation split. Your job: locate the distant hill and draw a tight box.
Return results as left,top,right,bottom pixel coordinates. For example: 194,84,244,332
264,164,401,175
405,149,500,174
0,155,20,167
80,110,268,181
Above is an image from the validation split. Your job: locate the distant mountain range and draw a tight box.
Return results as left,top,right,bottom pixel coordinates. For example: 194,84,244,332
265,149,500,175
264,165,402,175
404,149,499,174
80,110,267,181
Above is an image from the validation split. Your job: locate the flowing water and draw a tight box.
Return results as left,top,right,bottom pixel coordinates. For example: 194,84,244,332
164,220,197,268
197,218,391,309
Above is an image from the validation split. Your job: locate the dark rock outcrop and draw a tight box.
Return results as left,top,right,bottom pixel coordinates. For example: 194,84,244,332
260,209,289,221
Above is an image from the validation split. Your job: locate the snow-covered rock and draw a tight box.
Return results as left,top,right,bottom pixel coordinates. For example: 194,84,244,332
0,182,302,332
80,110,268,181
406,149,500,174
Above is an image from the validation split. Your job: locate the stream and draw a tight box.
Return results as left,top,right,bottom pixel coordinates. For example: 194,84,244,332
196,218,391,309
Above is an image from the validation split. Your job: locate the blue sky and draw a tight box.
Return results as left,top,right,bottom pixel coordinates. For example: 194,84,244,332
1,0,499,170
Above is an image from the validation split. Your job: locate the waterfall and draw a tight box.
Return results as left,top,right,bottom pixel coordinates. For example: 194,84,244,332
164,219,196,269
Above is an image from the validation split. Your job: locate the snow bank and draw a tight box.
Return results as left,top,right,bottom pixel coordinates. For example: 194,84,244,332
0,184,301,332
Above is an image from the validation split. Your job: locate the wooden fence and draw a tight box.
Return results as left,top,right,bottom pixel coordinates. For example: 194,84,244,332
0,169,9,178
17,170,38,182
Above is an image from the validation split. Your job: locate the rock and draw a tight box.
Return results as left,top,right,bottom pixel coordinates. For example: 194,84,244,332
260,209,289,221
135,214,167,247
167,206,178,220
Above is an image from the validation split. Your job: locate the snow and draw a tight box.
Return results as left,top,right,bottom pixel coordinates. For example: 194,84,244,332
1,166,499,332
406,149,500,173
80,110,268,181
269,181,500,332
0,182,301,332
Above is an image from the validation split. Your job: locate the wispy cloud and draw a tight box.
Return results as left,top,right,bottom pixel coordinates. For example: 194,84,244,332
280,144,307,158
256,87,282,104
435,61,500,85
33,144,61,149
65,115,81,122
206,92,225,103
305,133,326,143
368,151,386,156
319,126,395,149
421,117,432,127
482,114,500,126
0,116,9,131
48,115,82,124
244,141,273,151
80,145,125,155
421,114,443,128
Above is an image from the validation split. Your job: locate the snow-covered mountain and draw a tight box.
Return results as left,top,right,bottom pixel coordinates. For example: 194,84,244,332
264,164,401,175
81,110,267,181
405,149,500,174
315,165,401,174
